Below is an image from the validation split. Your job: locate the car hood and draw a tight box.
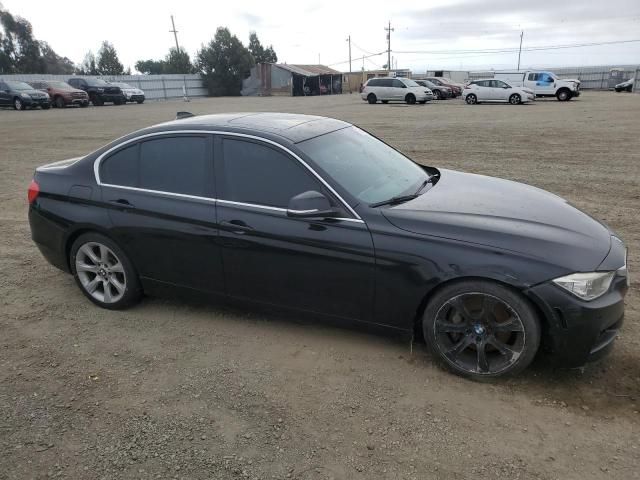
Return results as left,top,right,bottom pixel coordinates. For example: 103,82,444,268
381,169,611,272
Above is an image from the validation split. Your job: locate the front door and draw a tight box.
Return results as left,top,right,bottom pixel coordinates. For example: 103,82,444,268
99,133,225,294
0,82,10,106
216,136,376,321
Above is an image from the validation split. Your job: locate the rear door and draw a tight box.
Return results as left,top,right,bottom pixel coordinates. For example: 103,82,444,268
215,135,375,321
100,133,224,294
474,80,491,100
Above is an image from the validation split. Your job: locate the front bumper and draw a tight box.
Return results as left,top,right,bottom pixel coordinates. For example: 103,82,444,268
126,94,145,102
98,93,125,103
24,97,50,107
525,274,627,367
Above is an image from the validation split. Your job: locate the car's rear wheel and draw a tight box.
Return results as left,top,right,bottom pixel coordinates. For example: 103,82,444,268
465,94,477,105
70,233,142,310
13,97,25,110
367,93,377,104
509,93,521,105
405,93,416,104
422,280,540,379
55,96,66,108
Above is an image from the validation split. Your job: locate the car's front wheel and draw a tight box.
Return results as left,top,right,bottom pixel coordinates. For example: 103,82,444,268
70,233,142,310
433,90,441,100
405,93,416,104
14,97,25,110
55,96,66,108
422,280,540,379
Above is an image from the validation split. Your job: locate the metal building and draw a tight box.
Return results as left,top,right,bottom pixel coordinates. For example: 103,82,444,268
241,64,343,96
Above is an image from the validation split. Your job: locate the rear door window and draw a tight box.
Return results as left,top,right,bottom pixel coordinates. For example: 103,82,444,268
139,136,209,196
220,138,320,208
528,73,539,81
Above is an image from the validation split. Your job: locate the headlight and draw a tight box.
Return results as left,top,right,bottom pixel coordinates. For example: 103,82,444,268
97,88,104,93
552,271,615,301
21,93,30,98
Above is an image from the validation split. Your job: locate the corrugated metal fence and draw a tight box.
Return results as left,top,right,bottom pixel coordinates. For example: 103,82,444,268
468,65,639,91
0,74,207,100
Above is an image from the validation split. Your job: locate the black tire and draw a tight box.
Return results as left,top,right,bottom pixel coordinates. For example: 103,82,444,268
405,93,416,104
41,104,50,110
13,97,25,110
418,100,427,104
509,93,521,105
422,280,541,380
433,90,441,100
91,95,104,106
465,94,477,105
556,88,572,101
80,102,89,108
55,96,66,108
136,99,144,104
381,100,389,104
70,233,142,310
367,93,377,104
626,85,633,92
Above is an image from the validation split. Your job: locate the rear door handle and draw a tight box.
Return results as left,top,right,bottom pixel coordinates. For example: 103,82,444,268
109,198,134,208
220,220,253,235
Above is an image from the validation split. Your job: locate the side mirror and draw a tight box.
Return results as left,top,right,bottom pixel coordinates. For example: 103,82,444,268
503,85,509,89
287,190,340,219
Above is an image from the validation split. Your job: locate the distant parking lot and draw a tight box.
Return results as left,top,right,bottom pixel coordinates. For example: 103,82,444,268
1,91,639,479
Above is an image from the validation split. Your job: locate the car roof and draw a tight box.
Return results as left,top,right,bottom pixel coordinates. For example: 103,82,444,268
156,112,352,144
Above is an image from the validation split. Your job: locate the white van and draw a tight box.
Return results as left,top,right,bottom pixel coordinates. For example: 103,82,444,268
493,71,580,101
361,77,433,104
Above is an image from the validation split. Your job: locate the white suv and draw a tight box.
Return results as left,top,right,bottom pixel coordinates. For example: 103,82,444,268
361,77,433,104
463,79,535,105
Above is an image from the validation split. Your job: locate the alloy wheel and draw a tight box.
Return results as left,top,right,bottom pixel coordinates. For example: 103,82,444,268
75,242,126,304
14,98,22,110
432,293,526,375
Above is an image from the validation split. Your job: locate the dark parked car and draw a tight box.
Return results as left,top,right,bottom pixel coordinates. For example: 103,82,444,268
28,80,89,108
415,80,452,100
425,77,463,97
67,77,125,106
28,113,628,379
0,80,50,110
614,78,634,92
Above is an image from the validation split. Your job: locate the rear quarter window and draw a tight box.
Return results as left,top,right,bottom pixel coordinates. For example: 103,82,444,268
101,144,139,187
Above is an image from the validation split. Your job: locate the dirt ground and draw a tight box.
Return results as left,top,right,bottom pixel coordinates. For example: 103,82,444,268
1,92,639,480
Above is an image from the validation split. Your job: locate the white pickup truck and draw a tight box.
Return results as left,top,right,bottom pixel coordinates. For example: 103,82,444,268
493,71,581,101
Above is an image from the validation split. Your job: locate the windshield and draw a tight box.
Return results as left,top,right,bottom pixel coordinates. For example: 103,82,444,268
48,81,75,90
298,126,429,205
403,79,420,87
5,81,33,91
86,78,110,86
112,82,133,88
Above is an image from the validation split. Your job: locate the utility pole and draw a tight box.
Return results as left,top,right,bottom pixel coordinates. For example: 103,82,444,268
517,31,523,70
385,21,394,73
346,35,352,73
169,15,189,102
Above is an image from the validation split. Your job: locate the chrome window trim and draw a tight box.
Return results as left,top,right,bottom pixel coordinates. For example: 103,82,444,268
93,129,362,221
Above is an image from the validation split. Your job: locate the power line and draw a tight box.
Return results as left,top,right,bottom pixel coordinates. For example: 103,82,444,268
393,38,640,55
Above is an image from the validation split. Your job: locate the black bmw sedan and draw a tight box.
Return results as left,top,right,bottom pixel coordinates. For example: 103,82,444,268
28,113,629,379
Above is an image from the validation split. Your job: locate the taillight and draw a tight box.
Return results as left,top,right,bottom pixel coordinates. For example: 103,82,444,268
28,179,40,204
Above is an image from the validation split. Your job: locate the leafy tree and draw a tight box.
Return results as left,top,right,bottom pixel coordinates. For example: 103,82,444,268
96,40,124,75
78,50,98,75
40,42,74,74
0,6,42,73
196,27,254,96
165,47,194,73
248,32,277,64
135,58,164,74
135,47,194,74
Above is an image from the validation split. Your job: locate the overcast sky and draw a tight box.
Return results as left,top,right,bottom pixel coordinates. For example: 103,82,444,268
4,0,640,72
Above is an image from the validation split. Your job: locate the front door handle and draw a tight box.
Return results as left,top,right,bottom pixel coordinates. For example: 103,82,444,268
220,220,253,235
